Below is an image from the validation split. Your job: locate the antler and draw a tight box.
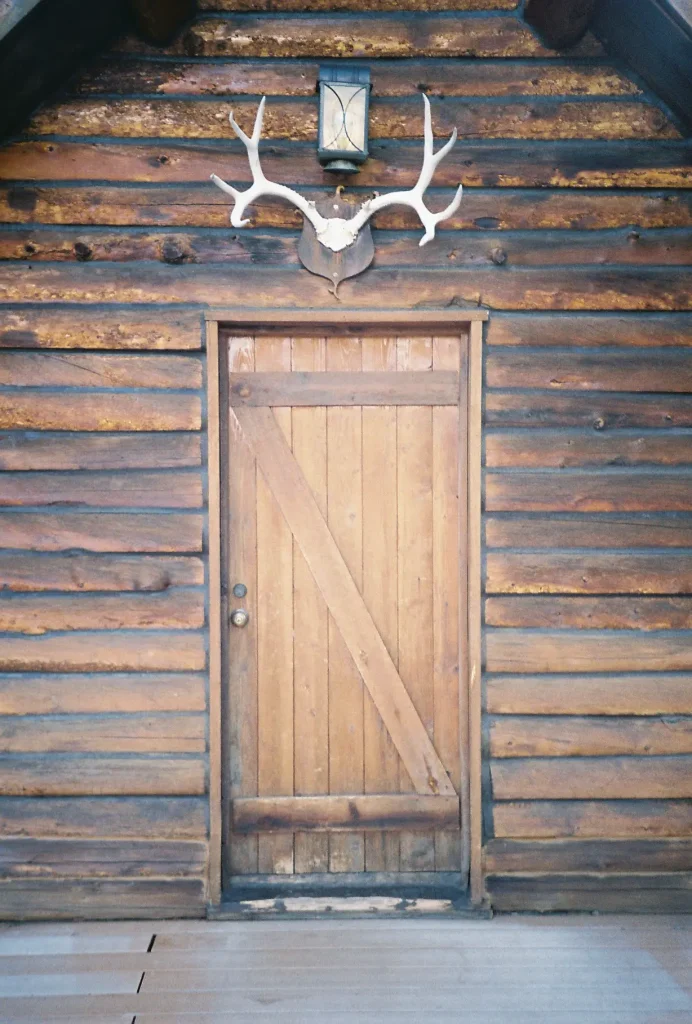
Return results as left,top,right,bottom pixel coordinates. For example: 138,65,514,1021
210,97,333,241
349,94,463,246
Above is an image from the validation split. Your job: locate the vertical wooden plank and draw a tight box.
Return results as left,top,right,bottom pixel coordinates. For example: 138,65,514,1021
468,320,484,903
327,335,365,873
432,334,462,873
397,336,435,872
206,318,221,904
457,330,472,886
292,334,329,874
255,334,294,876
362,334,400,874
226,333,258,876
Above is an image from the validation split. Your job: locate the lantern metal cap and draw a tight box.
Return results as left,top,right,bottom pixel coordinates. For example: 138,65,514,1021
318,63,372,87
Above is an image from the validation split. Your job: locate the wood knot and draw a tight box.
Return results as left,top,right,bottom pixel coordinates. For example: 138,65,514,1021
73,241,93,261
490,247,507,266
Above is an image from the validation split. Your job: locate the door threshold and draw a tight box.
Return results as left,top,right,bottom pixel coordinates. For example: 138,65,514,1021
209,892,491,921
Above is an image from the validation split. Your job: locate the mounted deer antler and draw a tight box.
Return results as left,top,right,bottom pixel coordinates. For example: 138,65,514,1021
210,94,463,254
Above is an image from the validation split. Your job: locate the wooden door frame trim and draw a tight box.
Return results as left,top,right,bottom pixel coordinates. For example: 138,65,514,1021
205,308,487,910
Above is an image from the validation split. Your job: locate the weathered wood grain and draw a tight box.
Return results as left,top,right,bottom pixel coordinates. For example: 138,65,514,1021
0,837,207,877
485,836,692,872
181,15,605,58
485,673,692,716
0,393,201,431
485,873,692,912
0,631,206,672
3,227,690,269
0,434,202,471
0,308,202,350
3,186,691,232
0,796,207,839
2,265,691,311
493,799,692,837
487,313,692,347
485,596,692,630
1,512,203,551
486,430,692,468
485,514,692,549
71,57,636,98
487,392,692,428
0,713,206,753
0,877,205,919
0,673,206,714
486,629,692,672
233,795,460,832
483,552,692,594
3,138,690,188
486,472,692,512
0,554,204,591
0,470,203,508
0,755,205,796
0,352,201,388
491,756,692,799
487,349,692,391
31,96,673,141
489,716,692,757
0,590,204,633
229,370,459,406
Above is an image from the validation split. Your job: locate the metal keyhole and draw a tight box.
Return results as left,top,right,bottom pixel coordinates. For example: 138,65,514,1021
230,608,249,628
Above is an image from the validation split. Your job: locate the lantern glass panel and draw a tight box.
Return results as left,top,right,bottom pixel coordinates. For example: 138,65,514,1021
319,82,368,155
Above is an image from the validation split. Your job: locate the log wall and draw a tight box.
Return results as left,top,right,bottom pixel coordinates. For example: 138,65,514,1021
0,0,691,916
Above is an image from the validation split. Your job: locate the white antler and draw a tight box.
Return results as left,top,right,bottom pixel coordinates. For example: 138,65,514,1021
210,97,335,243
348,94,463,246
210,94,462,254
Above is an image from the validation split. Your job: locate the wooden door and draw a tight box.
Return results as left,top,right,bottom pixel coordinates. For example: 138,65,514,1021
223,327,469,887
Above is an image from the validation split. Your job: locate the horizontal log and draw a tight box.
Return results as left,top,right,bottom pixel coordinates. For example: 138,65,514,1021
0,796,206,839
491,548,692,600
232,795,460,833
0,470,203,508
0,755,205,796
0,712,206,753
0,673,206,714
487,348,692,391
484,837,692,872
0,393,201,431
493,799,692,837
0,631,206,672
486,430,692,468
0,554,204,591
229,371,459,406
0,307,202,350
485,873,692,913
71,57,635,98
0,511,203,551
485,515,692,549
489,715,692,757
2,265,691,312
491,756,692,799
3,139,691,189
486,472,692,512
0,352,202,389
486,629,692,672
0,877,204,919
485,596,692,630
487,313,692,347
198,1,521,10
181,15,604,58
3,187,691,233
0,434,202,471
0,590,204,633
29,96,674,141
3,227,692,269
0,838,207,878
485,673,692,716
486,392,692,428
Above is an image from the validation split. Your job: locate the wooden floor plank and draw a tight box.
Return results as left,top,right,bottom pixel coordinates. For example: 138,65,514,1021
0,971,141,997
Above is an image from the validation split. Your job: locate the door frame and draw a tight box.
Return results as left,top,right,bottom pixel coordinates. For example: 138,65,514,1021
205,308,487,908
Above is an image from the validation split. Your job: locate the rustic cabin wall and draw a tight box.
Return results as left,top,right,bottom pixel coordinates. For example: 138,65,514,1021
0,0,691,916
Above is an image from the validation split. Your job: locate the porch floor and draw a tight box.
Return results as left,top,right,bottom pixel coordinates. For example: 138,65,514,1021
0,914,690,1022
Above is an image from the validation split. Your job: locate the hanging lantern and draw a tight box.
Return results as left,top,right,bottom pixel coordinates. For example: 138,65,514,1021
317,64,371,174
